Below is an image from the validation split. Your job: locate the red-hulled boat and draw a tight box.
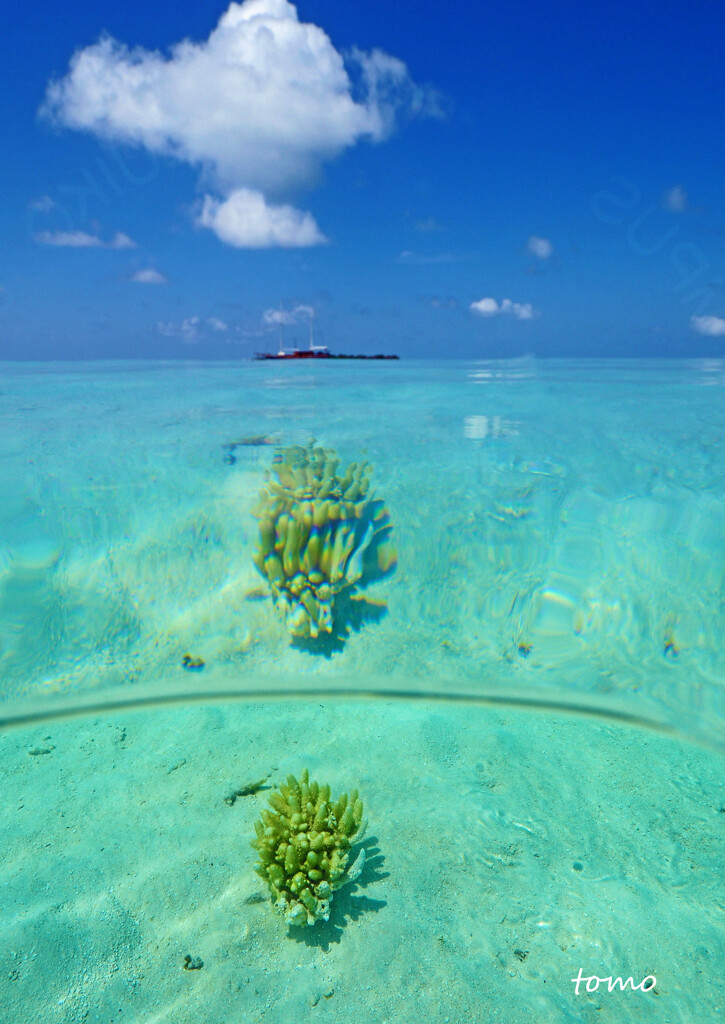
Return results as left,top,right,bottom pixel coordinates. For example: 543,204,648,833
253,310,398,360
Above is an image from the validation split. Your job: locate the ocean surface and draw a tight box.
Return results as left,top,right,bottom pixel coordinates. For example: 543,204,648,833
1,358,723,1023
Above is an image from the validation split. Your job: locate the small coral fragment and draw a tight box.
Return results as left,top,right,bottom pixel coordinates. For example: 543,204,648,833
251,769,366,927
251,442,396,639
181,653,205,671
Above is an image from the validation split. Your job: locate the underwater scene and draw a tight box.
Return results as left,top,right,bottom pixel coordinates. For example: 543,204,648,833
1,358,724,1023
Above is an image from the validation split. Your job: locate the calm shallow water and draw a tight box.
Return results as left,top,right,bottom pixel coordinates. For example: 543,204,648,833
1,359,723,1022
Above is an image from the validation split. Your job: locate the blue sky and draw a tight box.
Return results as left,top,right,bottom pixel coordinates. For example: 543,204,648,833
2,0,725,359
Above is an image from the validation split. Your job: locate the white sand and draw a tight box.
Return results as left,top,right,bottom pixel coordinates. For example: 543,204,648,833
2,699,723,1023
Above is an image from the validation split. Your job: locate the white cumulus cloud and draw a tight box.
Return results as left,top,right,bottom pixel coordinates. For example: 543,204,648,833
691,314,725,336
35,229,136,249
527,235,553,259
197,189,326,248
471,297,537,320
131,268,167,284
42,0,436,248
207,316,228,331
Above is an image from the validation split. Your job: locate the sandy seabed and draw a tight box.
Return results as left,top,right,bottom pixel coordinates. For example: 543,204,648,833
2,698,723,1024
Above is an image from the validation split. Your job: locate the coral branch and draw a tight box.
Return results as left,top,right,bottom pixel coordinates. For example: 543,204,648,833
251,769,366,927
252,442,396,639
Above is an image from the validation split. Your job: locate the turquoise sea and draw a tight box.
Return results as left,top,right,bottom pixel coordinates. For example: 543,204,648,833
1,358,723,1023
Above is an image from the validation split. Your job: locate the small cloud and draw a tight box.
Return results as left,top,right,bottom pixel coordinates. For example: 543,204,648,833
527,235,553,260
157,314,230,340
35,229,136,249
157,316,202,343
36,230,104,247
109,232,136,249
691,314,725,336
471,297,500,317
131,268,167,284
396,250,459,265
197,189,327,249
262,304,314,327
471,297,537,320
664,185,687,212
29,195,56,212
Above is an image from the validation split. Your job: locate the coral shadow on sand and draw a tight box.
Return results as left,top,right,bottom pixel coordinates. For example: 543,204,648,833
292,837,387,948
290,594,390,657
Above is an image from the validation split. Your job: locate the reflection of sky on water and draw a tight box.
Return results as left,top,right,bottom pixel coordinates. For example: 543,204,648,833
467,357,538,384
463,415,519,440
696,359,725,386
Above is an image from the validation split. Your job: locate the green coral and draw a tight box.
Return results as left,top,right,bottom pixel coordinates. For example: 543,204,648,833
252,442,396,638
251,769,366,927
